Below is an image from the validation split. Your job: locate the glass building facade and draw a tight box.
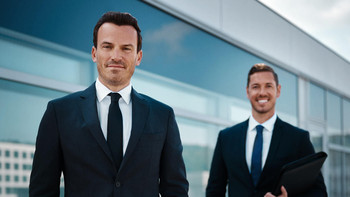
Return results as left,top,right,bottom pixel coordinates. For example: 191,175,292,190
0,0,349,196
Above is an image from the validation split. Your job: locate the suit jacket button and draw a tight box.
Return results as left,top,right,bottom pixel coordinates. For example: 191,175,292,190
115,181,121,188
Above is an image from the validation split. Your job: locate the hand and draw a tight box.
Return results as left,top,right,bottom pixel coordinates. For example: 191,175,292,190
264,186,288,197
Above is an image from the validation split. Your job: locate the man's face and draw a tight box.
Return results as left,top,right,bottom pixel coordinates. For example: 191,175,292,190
92,23,142,91
246,71,281,119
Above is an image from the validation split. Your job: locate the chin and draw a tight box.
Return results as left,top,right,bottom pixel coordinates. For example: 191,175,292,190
255,107,268,114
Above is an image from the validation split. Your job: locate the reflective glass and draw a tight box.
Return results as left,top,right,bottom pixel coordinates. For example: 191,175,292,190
328,150,342,197
176,117,223,197
308,83,325,121
345,152,350,196
0,79,66,196
229,98,251,123
0,36,94,86
326,91,342,145
1,0,299,124
141,17,261,102
308,123,324,152
0,79,66,143
343,99,350,147
273,66,298,125
133,70,218,117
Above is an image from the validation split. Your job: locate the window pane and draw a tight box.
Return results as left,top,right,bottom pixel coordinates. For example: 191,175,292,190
273,66,298,125
328,150,342,197
345,152,350,196
0,36,93,86
133,71,218,117
326,91,342,145
308,83,325,121
177,117,223,197
0,79,66,196
343,99,350,147
308,123,324,152
0,79,66,143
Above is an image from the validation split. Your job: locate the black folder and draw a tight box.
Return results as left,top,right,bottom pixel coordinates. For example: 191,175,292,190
272,151,327,196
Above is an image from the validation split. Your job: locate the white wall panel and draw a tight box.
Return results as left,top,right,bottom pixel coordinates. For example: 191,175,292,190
221,0,293,68
289,27,350,94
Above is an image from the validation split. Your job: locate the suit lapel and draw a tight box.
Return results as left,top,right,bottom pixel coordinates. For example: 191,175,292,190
79,83,114,164
235,120,257,186
119,89,149,172
237,120,251,177
260,117,284,179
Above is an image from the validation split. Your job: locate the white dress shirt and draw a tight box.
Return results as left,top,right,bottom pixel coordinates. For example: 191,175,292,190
246,113,277,171
95,78,132,155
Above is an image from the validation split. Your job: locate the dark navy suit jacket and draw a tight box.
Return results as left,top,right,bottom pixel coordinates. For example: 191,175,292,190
206,117,327,197
30,83,189,197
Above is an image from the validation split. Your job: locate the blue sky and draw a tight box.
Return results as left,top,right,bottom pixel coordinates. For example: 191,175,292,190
259,0,350,62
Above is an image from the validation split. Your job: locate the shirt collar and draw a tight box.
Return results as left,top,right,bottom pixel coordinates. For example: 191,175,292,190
248,113,277,133
95,78,132,104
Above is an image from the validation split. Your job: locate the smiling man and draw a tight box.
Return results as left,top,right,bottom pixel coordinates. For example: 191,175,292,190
206,63,327,197
29,12,189,197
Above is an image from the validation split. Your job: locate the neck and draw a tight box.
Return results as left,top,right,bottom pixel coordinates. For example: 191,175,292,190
99,78,130,92
252,111,275,124
106,85,127,92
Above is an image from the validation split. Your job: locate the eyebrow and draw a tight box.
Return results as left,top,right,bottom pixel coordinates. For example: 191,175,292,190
100,42,134,48
100,41,112,45
250,82,274,86
121,44,134,48
250,83,260,86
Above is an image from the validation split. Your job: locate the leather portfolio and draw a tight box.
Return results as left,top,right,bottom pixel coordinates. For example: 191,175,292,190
272,151,327,196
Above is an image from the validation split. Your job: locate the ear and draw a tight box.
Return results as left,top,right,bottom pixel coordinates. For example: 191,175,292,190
276,84,281,98
246,86,250,99
91,46,97,62
135,50,143,66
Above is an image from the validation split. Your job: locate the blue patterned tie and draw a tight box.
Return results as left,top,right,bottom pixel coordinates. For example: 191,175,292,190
107,93,123,171
251,125,264,186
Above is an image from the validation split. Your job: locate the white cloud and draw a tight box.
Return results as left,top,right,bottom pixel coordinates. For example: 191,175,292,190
143,21,194,55
259,0,350,61
321,0,350,23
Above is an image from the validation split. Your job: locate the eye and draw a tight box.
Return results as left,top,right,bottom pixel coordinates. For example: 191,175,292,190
102,45,111,49
123,47,132,51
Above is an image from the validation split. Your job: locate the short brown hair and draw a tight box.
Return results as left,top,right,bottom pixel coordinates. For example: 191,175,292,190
247,63,279,87
93,11,142,52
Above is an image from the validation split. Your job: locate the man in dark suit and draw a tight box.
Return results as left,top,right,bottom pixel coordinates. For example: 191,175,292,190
29,12,189,197
206,64,327,197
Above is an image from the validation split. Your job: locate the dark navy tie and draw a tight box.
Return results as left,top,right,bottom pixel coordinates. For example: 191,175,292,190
251,125,264,186
107,93,123,171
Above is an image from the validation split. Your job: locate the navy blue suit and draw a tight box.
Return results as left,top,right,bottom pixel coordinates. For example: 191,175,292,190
30,83,189,197
206,117,327,197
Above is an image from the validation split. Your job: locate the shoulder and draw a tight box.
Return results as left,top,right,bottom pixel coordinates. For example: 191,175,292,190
49,83,95,106
49,89,86,105
276,117,309,137
51,91,82,103
132,89,173,112
219,120,248,137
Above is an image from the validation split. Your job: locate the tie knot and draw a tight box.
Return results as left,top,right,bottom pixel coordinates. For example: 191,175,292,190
256,125,264,134
109,93,121,102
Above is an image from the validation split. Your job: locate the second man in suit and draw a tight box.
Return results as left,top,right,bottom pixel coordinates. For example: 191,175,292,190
30,11,189,197
206,63,327,197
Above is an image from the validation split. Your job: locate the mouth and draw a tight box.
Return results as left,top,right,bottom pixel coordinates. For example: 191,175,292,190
258,99,268,104
106,61,125,68
107,64,124,68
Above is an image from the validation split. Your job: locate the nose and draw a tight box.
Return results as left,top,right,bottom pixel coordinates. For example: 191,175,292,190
259,87,268,96
111,49,122,61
